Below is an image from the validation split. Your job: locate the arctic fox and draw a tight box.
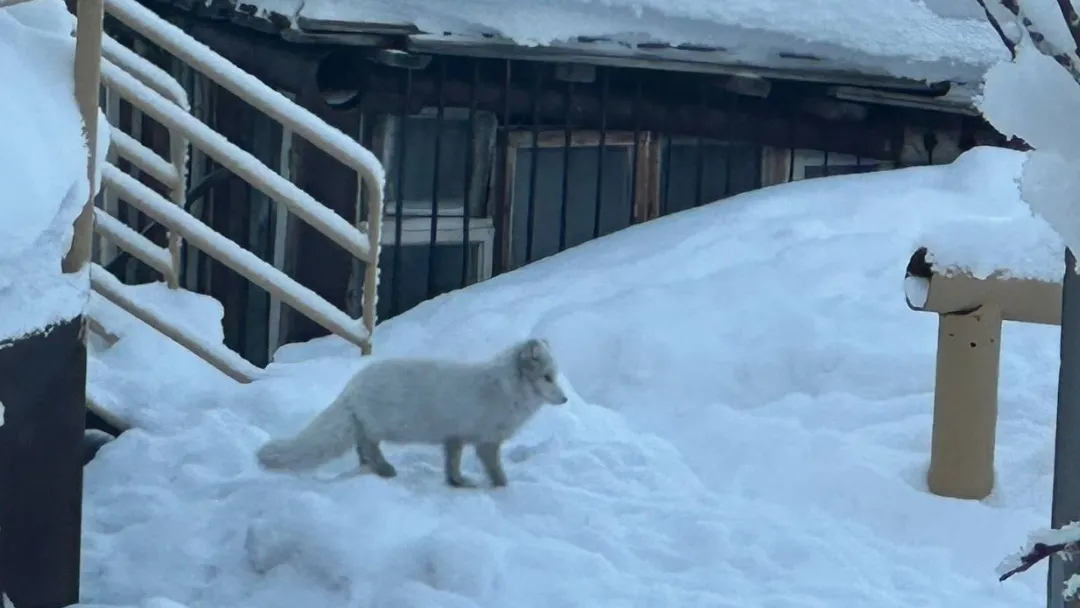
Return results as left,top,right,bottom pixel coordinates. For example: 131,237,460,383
255,338,568,488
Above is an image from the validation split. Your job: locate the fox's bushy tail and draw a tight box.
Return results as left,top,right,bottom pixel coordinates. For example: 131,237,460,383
256,399,356,471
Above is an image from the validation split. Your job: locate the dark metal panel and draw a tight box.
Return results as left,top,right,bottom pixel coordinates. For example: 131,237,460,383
0,317,86,608
1049,248,1080,608
206,85,255,360
241,110,284,367
282,93,361,345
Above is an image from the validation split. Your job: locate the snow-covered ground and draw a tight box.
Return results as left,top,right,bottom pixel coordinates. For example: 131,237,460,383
79,146,1060,608
0,0,109,341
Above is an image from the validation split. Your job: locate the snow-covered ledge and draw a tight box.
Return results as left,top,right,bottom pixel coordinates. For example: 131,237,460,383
0,0,109,342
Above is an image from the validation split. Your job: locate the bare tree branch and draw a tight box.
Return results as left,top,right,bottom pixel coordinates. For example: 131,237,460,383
978,0,1080,83
1055,0,1080,53
974,0,1018,58
999,542,1078,582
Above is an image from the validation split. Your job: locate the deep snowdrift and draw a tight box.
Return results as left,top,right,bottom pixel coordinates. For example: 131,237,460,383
81,146,1057,607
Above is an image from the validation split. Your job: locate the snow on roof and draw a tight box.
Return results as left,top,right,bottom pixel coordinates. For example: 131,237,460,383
79,144,1057,607
242,0,1010,85
0,0,110,341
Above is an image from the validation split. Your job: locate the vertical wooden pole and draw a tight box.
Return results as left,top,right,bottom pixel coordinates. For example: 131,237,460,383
63,0,104,274
927,304,1002,500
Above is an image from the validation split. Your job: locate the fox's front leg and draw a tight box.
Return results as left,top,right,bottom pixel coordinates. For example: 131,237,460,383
443,437,478,488
475,442,508,487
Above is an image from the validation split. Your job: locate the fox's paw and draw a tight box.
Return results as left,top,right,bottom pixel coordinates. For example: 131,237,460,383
372,462,398,478
446,474,479,489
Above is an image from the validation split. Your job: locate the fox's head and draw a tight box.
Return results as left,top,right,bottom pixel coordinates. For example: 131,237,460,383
515,338,569,406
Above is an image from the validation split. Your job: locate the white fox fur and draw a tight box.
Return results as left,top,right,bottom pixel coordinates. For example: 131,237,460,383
255,338,568,488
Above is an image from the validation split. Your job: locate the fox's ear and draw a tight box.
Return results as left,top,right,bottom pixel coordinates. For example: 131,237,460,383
520,338,545,360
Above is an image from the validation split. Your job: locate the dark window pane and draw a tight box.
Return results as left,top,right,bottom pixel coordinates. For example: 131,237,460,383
377,242,482,319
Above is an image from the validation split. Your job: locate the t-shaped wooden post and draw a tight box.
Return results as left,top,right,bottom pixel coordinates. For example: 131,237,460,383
905,247,1062,500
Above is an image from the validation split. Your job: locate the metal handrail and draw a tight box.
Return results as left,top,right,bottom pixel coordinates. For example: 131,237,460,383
68,0,384,390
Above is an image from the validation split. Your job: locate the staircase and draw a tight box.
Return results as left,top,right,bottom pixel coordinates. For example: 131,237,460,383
70,0,385,430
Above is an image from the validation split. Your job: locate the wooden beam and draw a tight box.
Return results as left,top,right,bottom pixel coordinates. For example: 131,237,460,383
351,66,904,159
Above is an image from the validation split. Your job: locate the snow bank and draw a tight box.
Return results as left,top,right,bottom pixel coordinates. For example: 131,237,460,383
280,0,1007,83
0,0,110,341
79,145,1055,607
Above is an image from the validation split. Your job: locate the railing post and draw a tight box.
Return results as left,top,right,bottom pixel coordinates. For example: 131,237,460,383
360,181,381,356
926,304,1002,500
1048,247,1080,608
62,0,104,274
167,128,188,288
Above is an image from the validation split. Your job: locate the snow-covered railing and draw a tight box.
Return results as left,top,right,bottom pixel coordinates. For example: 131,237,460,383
904,243,1063,501
70,0,385,376
100,163,371,350
101,33,190,111
90,263,263,383
102,0,384,342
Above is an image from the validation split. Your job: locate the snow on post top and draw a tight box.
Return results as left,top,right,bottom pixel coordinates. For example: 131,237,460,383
916,214,1065,284
910,146,1065,285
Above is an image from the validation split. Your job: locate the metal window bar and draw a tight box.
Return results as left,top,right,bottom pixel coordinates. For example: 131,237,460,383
560,81,573,251
460,63,479,287
492,60,512,277
390,71,410,316
628,78,642,226
426,58,447,300
525,63,542,265
693,83,707,208
723,90,735,198
661,108,675,216
592,68,608,239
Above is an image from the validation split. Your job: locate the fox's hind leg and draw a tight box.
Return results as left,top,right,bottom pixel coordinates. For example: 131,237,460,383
475,442,508,487
351,416,397,478
443,437,478,488
357,437,396,478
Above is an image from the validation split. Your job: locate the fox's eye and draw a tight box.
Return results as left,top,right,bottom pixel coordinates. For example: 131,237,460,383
544,374,554,382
